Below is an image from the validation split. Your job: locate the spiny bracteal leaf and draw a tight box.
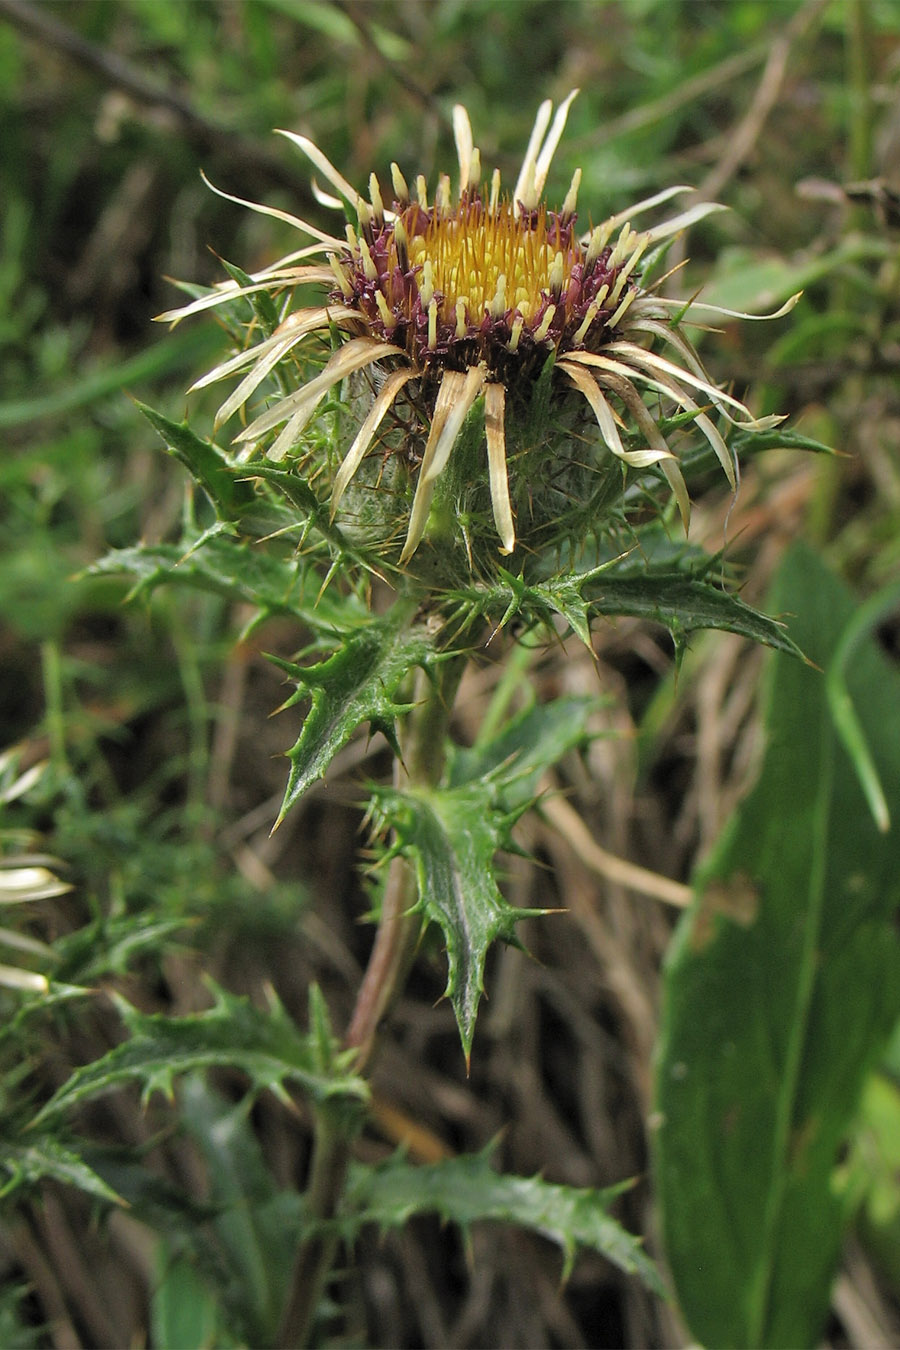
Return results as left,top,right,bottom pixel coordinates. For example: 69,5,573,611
446,564,598,648
274,603,435,826
138,402,255,519
344,1147,665,1294
218,258,282,337
32,984,368,1125
585,572,807,662
446,556,805,660
243,462,329,523
89,535,365,633
247,462,390,576
0,1135,125,1206
370,780,540,1059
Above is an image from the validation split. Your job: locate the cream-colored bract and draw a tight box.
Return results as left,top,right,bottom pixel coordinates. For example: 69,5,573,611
158,93,798,561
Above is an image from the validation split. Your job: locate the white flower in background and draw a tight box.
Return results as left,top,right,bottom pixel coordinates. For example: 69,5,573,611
0,751,71,993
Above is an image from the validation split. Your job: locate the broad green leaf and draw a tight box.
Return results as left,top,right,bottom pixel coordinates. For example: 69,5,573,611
138,403,256,519
33,984,368,1125
0,1135,124,1205
654,543,900,1348
448,694,601,810
151,1247,227,1350
344,1148,664,1294
370,780,537,1058
826,578,900,833
274,603,435,825
174,1076,304,1346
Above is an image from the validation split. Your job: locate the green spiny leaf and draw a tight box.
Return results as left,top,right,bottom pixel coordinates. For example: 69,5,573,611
344,1147,665,1294
218,258,282,337
0,1135,125,1206
446,555,805,660
32,984,368,1125
274,603,435,825
52,915,188,986
731,426,837,458
370,781,539,1058
89,535,365,632
138,402,255,519
585,572,807,660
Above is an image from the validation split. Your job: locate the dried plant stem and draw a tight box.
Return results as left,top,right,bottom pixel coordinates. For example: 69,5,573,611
346,655,465,1070
344,851,419,1073
540,790,693,909
278,642,464,1348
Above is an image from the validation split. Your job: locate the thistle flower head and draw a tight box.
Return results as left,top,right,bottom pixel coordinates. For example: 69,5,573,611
160,93,796,567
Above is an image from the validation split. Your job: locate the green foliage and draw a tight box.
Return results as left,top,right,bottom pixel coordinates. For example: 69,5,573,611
0,1284,42,1350
35,984,368,1125
0,1135,123,1207
654,544,900,1348
273,605,436,826
447,551,807,662
840,1062,900,1295
448,693,601,808
368,694,601,1054
90,532,363,633
167,1075,305,1347
152,1251,228,1350
137,402,257,521
345,1147,665,1294
371,779,533,1058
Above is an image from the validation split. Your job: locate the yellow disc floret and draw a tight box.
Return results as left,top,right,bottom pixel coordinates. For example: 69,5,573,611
408,202,578,324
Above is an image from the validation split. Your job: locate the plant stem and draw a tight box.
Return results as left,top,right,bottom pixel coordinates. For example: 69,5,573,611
846,0,872,186
276,1106,355,1349
343,848,418,1074
345,654,465,1070
277,638,465,1347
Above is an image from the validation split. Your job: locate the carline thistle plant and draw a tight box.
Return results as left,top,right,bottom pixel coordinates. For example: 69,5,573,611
100,89,806,1348
160,89,797,579
150,86,804,1074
